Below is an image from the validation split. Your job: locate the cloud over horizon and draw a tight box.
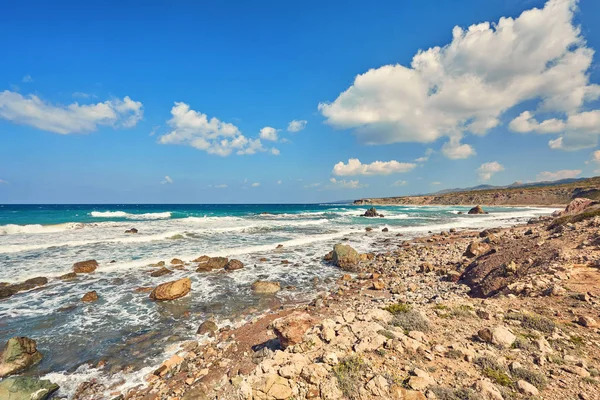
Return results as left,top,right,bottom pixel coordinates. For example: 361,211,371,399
536,169,581,181
477,161,504,181
333,158,416,176
319,0,600,157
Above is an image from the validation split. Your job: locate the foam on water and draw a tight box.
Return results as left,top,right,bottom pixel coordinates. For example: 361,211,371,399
90,211,172,219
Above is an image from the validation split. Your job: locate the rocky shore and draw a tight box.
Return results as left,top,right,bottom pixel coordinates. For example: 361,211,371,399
3,200,600,399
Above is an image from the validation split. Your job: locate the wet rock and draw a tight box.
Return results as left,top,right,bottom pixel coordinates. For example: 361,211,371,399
124,228,138,234
170,258,184,265
331,244,359,271
225,259,244,271
197,320,219,336
150,267,173,277
251,280,281,294
362,207,383,217
468,205,488,215
149,278,192,301
271,312,317,348
193,255,210,263
81,291,99,302
0,286,17,299
0,377,59,400
382,227,389,232
58,272,78,281
199,256,228,271
73,260,98,273
0,337,43,377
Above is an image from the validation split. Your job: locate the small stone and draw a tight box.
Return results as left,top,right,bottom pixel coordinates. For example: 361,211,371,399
81,291,98,302
517,380,539,396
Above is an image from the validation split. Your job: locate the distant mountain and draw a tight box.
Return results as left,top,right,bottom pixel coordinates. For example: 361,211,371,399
429,177,589,195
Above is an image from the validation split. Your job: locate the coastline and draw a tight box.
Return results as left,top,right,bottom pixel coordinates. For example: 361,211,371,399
83,206,598,399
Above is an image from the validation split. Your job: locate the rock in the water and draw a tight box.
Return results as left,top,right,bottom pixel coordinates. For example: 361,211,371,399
224,259,244,271
149,278,191,301
382,227,389,232
464,241,491,258
81,291,98,302
170,258,184,265
0,286,17,299
73,260,98,273
468,205,488,215
3,277,48,296
197,256,228,271
193,255,210,263
0,337,43,377
150,267,173,277
0,377,59,400
271,312,317,348
331,244,359,271
124,228,138,234
197,320,219,336
251,280,281,294
58,272,77,281
362,207,383,217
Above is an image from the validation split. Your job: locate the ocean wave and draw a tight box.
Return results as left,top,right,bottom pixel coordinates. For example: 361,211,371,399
90,211,172,220
0,222,85,235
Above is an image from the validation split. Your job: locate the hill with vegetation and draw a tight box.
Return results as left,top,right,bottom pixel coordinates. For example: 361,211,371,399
354,176,600,206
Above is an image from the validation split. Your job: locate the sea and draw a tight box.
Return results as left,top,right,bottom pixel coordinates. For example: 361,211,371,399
0,203,555,397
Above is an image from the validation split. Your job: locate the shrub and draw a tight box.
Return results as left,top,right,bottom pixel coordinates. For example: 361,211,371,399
391,310,430,332
475,357,513,387
385,302,412,314
504,312,555,333
511,367,547,389
377,329,396,340
429,386,483,400
333,356,367,399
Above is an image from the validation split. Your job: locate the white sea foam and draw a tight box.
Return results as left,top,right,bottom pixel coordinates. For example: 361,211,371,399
0,222,85,235
90,211,172,219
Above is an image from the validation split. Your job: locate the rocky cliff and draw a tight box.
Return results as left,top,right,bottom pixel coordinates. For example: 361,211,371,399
354,176,600,206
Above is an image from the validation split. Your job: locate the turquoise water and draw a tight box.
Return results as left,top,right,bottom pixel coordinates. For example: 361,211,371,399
0,203,553,397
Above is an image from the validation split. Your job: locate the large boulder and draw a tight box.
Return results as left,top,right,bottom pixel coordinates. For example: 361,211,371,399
73,260,98,273
559,198,597,216
224,259,244,271
197,257,228,272
124,228,138,234
0,337,43,377
150,267,173,277
331,244,360,271
197,320,219,336
149,278,191,301
464,241,491,258
478,326,516,348
0,377,59,400
251,280,281,294
468,205,488,215
81,291,98,302
271,312,317,349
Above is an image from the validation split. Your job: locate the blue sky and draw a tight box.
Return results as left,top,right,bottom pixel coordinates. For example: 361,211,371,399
1,0,600,203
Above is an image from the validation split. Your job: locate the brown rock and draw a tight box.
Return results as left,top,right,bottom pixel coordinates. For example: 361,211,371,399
372,280,385,290
170,258,184,265
251,280,281,294
150,267,173,277
224,259,244,271
0,337,43,377
58,272,78,281
149,278,191,301
193,255,210,263
270,312,317,349
197,320,218,336
468,205,487,215
81,291,98,302
331,244,360,271
464,241,491,258
560,198,597,216
73,260,98,273
124,228,138,234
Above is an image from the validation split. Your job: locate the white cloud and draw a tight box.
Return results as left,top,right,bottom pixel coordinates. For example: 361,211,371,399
0,91,143,134
22,75,33,83
477,161,505,181
415,148,434,162
72,92,96,99
159,102,271,156
590,150,600,163
271,147,280,155
441,138,476,159
161,176,173,184
305,182,321,188
251,182,260,187
333,158,416,176
287,119,307,132
215,184,228,188
329,177,367,189
392,180,407,186
276,180,282,185
536,169,581,181
319,0,600,157
431,181,441,185
0,179,8,184
259,126,279,141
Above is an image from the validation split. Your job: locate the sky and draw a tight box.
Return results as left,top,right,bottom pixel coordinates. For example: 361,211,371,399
1,0,600,204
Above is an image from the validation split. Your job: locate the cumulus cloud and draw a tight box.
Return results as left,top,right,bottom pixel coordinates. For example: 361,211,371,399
22,75,33,83
431,181,441,185
333,158,416,176
441,138,476,159
319,0,600,156
329,177,367,189
590,150,600,163
0,91,143,134
271,147,280,155
304,182,321,188
276,180,282,185
536,169,581,181
287,119,307,132
392,180,407,186
161,176,173,184
0,179,8,184
477,161,505,181
159,102,273,157
251,182,260,187
259,126,279,141
214,184,228,188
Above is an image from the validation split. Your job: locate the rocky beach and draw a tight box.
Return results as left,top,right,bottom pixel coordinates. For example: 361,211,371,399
2,201,600,399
